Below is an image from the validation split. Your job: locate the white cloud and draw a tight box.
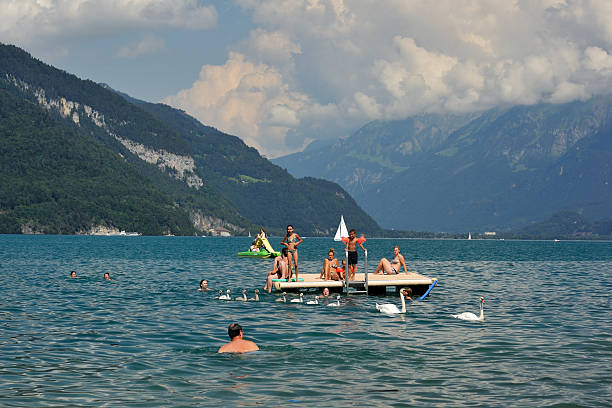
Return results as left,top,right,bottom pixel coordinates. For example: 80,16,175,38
115,34,166,58
0,0,217,46
164,52,311,157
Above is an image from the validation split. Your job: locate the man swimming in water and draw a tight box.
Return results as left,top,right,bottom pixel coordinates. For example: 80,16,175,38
70,271,77,278
218,323,259,354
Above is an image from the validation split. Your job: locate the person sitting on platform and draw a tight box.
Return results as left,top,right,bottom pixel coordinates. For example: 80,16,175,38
218,323,259,354
374,245,408,275
320,248,339,280
264,247,290,293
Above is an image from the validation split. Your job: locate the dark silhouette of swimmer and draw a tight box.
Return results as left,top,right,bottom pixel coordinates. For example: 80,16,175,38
218,323,259,353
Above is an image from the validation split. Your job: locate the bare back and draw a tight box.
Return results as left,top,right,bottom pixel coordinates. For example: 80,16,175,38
218,339,259,353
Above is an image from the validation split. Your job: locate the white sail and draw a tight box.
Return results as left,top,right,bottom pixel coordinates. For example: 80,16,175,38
334,215,348,241
468,232,472,240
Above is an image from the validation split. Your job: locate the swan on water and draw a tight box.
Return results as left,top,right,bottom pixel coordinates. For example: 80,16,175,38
327,295,341,307
306,296,319,305
452,297,485,321
375,288,410,315
290,293,304,303
218,289,231,300
248,289,260,301
235,289,247,301
275,292,287,303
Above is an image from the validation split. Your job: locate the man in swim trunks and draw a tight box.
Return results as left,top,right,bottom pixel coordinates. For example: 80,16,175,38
218,323,259,354
345,229,366,280
374,245,409,275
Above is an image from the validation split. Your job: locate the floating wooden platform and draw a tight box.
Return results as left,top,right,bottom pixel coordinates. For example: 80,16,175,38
273,271,437,296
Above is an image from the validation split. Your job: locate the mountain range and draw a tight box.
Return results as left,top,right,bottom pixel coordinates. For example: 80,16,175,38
274,98,612,232
0,43,380,236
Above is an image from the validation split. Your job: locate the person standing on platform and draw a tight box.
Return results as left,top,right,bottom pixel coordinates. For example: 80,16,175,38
281,225,302,282
344,229,366,280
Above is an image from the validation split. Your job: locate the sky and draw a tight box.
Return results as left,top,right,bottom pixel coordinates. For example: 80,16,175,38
2,0,612,158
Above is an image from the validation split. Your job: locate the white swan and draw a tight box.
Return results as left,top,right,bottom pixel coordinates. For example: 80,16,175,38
290,293,304,303
375,288,409,315
275,292,287,303
327,295,341,307
306,296,319,305
248,289,260,301
218,289,231,300
235,289,247,301
452,297,485,321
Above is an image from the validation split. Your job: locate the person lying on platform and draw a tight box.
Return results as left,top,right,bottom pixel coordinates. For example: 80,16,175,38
320,248,339,280
264,247,290,293
374,245,408,275
218,323,259,354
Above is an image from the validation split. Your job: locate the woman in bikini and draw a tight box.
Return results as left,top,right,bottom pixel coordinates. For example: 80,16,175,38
281,225,302,282
374,245,408,275
320,248,339,280
264,247,290,293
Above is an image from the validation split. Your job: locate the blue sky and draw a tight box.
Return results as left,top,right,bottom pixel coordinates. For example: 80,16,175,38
2,1,612,157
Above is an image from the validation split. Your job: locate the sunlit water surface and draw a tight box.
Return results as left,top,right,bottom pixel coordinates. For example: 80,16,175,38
0,236,610,407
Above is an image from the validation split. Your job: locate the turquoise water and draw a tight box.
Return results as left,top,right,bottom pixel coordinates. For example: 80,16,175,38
0,235,610,407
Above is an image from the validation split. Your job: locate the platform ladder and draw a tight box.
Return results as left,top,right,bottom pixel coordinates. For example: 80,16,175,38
344,249,368,295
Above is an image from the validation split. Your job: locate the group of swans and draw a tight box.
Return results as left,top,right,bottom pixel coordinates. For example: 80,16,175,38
374,289,485,322
217,289,260,302
219,287,484,320
275,292,340,306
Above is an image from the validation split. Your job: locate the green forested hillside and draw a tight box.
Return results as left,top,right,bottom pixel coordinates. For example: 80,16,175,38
0,43,380,235
0,89,195,235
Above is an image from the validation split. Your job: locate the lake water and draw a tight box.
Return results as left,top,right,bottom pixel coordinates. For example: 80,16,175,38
0,235,610,407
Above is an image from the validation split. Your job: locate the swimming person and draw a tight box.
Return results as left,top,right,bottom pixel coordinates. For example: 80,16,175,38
70,271,77,278
322,287,330,297
320,248,339,280
217,323,259,354
199,279,208,291
104,272,111,281
281,225,302,282
344,229,366,280
374,245,409,275
264,247,289,293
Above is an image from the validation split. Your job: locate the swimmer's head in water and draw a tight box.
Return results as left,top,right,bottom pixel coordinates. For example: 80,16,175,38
104,272,110,280
199,279,207,289
70,271,77,278
323,288,330,296
228,323,242,339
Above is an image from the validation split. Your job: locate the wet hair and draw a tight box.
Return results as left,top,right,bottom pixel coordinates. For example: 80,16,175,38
199,279,207,286
281,247,289,257
228,323,242,339
403,287,412,297
104,272,110,277
70,271,76,277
